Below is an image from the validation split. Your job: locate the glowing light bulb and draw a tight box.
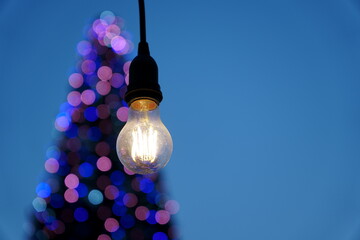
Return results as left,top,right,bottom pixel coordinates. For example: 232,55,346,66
116,99,173,174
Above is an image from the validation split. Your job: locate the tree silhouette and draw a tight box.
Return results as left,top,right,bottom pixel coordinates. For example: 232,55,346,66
28,11,179,240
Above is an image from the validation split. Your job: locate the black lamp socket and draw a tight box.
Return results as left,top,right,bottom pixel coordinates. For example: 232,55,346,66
124,42,163,105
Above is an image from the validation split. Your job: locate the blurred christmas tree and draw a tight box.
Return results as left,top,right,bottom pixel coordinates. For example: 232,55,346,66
28,11,179,240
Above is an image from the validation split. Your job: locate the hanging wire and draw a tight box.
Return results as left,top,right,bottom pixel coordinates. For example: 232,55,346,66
138,0,147,43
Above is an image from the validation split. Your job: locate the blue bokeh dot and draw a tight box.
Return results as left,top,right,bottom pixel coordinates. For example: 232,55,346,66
111,228,125,239
110,171,125,185
112,203,127,216
140,178,154,193
146,210,157,225
120,214,135,229
78,162,94,177
36,182,51,198
50,194,64,208
74,207,88,222
153,232,168,240
76,183,88,197
65,124,78,138
84,106,98,122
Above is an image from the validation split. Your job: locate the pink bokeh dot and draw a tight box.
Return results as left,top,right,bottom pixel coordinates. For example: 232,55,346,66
165,200,180,214
68,73,84,88
111,36,126,52
104,185,119,200
106,24,121,39
45,158,59,174
55,116,70,132
116,40,131,55
104,218,119,232
110,73,124,88
67,91,82,106
135,206,149,221
123,193,138,208
93,19,107,35
97,234,111,240
64,174,79,189
81,60,96,75
96,81,111,96
155,210,170,225
116,107,128,122
64,189,79,203
97,156,112,172
81,90,96,105
97,66,113,81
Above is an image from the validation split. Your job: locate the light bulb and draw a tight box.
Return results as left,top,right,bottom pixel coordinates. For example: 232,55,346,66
116,99,173,175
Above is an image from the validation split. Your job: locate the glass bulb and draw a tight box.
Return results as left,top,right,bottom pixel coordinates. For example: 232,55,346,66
116,99,173,175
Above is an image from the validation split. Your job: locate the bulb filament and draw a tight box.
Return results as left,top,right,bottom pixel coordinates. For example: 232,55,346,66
131,126,158,162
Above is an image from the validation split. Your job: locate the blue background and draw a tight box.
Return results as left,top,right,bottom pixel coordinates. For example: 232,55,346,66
1,0,360,239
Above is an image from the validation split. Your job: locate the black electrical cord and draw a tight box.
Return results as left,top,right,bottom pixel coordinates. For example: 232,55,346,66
137,0,150,55
125,0,162,104
138,0,146,43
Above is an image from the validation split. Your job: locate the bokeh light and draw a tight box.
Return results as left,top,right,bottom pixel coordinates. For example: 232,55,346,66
84,106,98,122
77,40,92,56
36,183,51,198
153,232,169,240
165,200,180,215
98,234,111,240
120,214,135,229
50,194,64,208
76,183,89,197
105,185,119,200
81,60,96,75
64,189,79,203
44,158,59,173
81,89,96,105
78,162,94,178
116,107,128,122
110,73,124,88
123,193,138,208
67,91,82,107
74,207,89,222
55,114,70,132
97,156,112,172
95,141,110,156
104,218,119,232
135,206,149,221
100,11,116,24
32,197,47,212
97,66,113,81
111,36,126,52
96,81,111,95
64,174,79,189
68,73,84,88
155,210,170,225
88,189,103,205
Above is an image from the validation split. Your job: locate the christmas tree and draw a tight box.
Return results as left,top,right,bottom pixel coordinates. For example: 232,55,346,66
28,11,179,240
